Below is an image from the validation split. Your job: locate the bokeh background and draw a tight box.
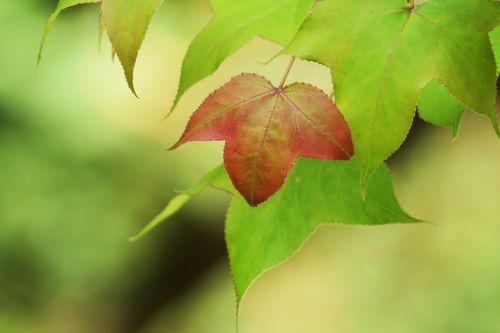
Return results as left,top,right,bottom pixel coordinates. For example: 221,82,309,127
1,1,500,332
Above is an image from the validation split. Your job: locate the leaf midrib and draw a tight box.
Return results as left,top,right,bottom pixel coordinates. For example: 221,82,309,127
365,10,412,177
181,88,274,141
248,92,282,204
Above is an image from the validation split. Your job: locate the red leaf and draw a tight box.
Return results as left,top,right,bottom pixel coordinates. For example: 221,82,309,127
171,74,353,206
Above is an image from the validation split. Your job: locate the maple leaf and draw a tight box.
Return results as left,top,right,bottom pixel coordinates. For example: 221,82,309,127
284,0,500,185
171,73,354,206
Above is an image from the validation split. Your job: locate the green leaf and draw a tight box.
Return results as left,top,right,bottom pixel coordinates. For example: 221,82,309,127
226,157,419,304
284,0,500,185
38,0,102,63
490,26,500,75
101,0,164,95
210,0,231,12
169,0,314,113
418,80,465,137
129,165,233,242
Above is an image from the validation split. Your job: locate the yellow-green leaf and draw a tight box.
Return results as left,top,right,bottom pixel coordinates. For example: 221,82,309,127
101,0,164,95
285,0,500,185
418,81,465,137
226,157,420,306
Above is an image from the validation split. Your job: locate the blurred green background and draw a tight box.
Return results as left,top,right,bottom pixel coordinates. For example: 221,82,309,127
1,1,500,332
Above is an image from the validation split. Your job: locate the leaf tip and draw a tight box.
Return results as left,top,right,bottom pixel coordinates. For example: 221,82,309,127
490,113,500,138
36,51,43,66
167,95,181,117
127,235,140,243
451,125,461,140
167,139,183,151
124,69,139,98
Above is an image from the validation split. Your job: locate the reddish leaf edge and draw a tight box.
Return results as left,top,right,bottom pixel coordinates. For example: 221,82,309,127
169,73,274,150
169,73,354,206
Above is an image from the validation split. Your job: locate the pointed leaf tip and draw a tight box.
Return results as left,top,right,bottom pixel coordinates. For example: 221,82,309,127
101,0,164,96
38,0,102,64
418,80,465,137
226,157,420,306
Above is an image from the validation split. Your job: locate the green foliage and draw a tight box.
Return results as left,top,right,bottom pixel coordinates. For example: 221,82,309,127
169,0,314,113
418,29,500,135
226,157,418,304
131,157,417,310
418,81,465,137
101,0,164,94
284,0,500,184
37,0,500,329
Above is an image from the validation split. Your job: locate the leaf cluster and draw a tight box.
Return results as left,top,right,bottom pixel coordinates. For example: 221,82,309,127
40,0,500,326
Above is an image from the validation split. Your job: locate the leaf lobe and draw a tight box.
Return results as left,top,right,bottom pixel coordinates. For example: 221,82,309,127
171,73,354,206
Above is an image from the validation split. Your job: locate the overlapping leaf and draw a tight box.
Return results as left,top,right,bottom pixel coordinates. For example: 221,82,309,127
171,73,354,206
417,28,500,135
226,157,419,304
169,0,314,113
285,0,500,185
418,81,465,136
39,0,163,95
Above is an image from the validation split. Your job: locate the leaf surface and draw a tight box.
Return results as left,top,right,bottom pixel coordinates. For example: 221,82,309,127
226,157,420,304
171,74,353,206
418,80,465,137
129,165,233,242
417,27,500,136
490,26,500,74
285,0,500,184
170,0,314,112
38,0,101,63
101,0,164,95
